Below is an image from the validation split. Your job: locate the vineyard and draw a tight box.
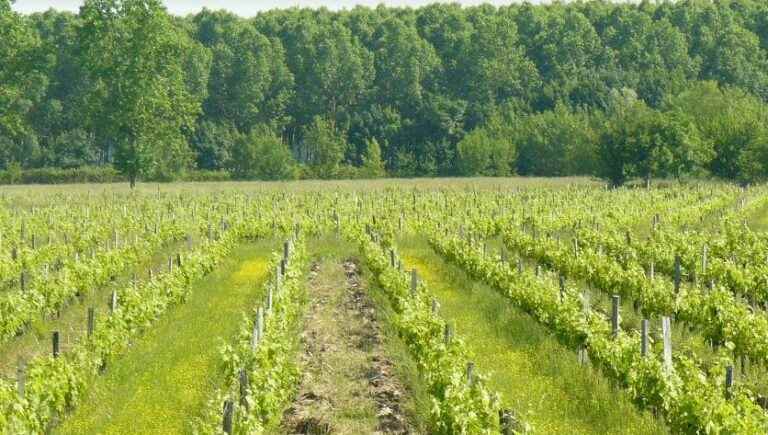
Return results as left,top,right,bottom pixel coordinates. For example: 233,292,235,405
0,179,767,434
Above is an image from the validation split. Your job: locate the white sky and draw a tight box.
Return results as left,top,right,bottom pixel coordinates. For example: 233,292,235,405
12,0,543,16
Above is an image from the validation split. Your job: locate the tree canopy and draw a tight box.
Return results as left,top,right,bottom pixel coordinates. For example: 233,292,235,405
3,1,768,185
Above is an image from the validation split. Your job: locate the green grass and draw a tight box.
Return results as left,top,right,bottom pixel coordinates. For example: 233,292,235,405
56,241,275,434
357,263,431,434
397,236,669,435
745,199,768,231
0,238,189,378
275,236,428,434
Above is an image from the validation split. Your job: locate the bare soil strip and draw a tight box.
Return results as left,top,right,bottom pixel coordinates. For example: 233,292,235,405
281,259,412,434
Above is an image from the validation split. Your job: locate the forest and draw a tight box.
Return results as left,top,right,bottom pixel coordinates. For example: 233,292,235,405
2,0,768,185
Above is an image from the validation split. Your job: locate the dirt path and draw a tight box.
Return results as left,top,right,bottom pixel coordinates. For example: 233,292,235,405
281,259,412,434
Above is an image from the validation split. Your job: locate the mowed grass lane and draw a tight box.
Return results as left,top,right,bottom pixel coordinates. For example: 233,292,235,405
397,237,669,435
57,241,275,434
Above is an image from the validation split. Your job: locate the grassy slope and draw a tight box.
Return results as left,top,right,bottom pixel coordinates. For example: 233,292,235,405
56,241,274,435
398,237,669,435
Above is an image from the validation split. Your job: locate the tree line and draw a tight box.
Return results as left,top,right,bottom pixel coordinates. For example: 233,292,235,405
2,0,768,185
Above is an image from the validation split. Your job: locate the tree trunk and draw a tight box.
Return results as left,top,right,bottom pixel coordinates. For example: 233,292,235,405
129,174,136,189
645,175,651,190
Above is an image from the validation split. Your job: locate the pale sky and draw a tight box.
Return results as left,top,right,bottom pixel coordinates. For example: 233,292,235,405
12,0,540,16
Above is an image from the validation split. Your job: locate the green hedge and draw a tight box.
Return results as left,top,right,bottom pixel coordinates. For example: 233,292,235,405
0,167,234,185
0,166,126,184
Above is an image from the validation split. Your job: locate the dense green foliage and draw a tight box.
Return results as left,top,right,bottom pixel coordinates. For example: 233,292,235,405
4,0,768,184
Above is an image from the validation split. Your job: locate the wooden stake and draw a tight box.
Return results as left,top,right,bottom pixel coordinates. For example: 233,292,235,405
87,307,95,338
52,331,60,358
662,316,673,371
222,400,234,434
611,295,620,337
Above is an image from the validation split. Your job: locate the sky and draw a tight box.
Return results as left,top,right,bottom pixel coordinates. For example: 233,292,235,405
12,0,539,16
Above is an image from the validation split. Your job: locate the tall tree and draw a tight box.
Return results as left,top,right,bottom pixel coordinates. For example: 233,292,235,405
302,116,347,178
664,81,767,180
200,18,293,134
0,0,46,169
79,0,204,186
461,12,539,116
229,125,296,180
599,88,708,186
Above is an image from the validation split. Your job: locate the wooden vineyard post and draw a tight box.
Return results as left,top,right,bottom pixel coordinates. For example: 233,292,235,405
283,240,291,262
517,258,523,274
725,365,734,399
466,362,475,387
740,355,748,376
52,331,60,358
431,298,440,315
16,359,25,397
20,270,26,292
444,323,453,346
499,409,519,435
611,295,620,337
110,290,118,313
273,263,281,292
579,290,592,363
662,316,673,372
559,275,566,302
577,345,588,365
250,317,260,350
641,319,649,357
390,249,396,268
702,245,708,275
168,256,173,273
239,369,250,410
334,211,340,235
257,307,264,338
87,307,95,338
222,400,234,434
267,288,273,313
573,237,579,255
647,262,655,281
581,290,591,315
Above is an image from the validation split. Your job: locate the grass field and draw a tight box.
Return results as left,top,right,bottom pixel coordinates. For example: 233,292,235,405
57,242,274,434
0,178,766,434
